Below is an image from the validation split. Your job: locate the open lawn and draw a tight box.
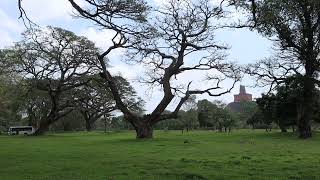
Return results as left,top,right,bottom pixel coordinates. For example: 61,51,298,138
0,130,320,180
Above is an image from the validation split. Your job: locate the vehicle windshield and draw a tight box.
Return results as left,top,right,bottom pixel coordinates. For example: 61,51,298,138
9,127,33,131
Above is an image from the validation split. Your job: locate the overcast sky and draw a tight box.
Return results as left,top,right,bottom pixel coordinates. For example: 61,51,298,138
0,0,273,112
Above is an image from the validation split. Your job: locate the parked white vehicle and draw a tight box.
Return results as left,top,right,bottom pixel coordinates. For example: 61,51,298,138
8,126,34,135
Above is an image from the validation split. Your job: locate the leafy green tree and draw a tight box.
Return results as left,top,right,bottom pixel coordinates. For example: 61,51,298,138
73,75,145,131
211,101,236,132
197,100,215,128
221,109,236,132
0,54,28,131
154,108,199,131
109,115,133,130
197,100,236,132
255,76,320,132
181,109,199,131
247,109,272,131
235,101,258,128
236,0,320,138
181,95,199,131
0,77,24,130
256,93,295,132
21,86,51,128
7,26,100,135
50,110,86,132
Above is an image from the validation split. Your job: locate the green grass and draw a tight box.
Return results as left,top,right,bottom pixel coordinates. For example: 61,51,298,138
1,130,320,180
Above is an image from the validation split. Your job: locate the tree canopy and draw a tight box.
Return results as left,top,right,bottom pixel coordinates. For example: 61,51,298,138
236,0,320,138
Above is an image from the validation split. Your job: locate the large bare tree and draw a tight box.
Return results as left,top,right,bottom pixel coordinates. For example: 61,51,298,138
66,0,240,138
18,0,240,138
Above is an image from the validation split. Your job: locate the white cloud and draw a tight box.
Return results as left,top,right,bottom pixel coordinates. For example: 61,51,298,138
22,0,72,22
0,30,14,48
80,27,117,50
21,0,87,22
0,10,22,33
0,8,24,48
153,0,223,8
109,63,144,81
80,27,127,62
153,0,168,6
79,27,141,78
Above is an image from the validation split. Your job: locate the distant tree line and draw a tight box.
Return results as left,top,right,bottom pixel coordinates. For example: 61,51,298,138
101,99,259,132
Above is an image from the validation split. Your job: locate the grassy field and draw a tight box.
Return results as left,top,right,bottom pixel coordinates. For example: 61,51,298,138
0,130,320,180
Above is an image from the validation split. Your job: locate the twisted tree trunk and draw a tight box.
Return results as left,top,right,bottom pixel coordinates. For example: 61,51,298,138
34,119,51,135
33,108,72,135
135,124,153,139
129,117,155,139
